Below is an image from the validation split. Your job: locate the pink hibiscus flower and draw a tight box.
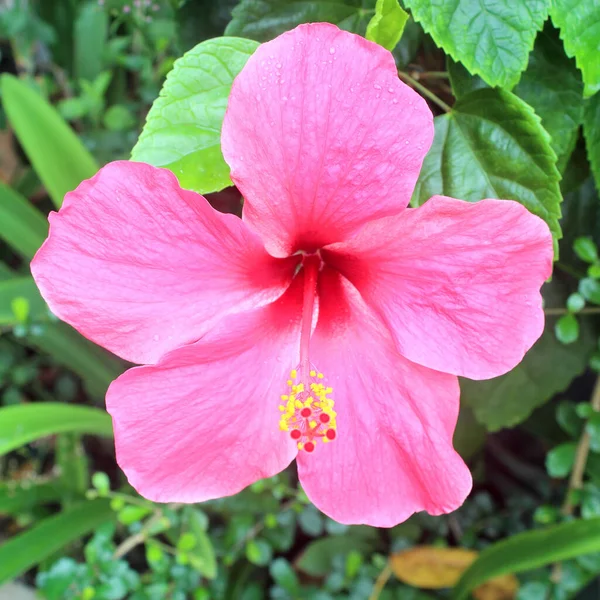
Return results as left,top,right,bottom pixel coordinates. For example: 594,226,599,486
31,23,553,526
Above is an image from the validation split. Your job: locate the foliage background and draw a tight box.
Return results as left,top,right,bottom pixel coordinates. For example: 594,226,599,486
1,0,600,598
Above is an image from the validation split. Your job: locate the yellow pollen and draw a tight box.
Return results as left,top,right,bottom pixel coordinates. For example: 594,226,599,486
278,366,337,452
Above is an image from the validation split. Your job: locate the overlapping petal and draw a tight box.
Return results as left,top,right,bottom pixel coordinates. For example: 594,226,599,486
323,196,554,380
222,22,433,256
31,161,296,365
297,269,471,527
105,275,305,502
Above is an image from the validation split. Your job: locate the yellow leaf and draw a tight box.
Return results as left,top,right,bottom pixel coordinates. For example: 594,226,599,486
390,546,518,599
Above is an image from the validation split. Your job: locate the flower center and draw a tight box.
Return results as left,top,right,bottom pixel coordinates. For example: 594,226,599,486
279,254,337,453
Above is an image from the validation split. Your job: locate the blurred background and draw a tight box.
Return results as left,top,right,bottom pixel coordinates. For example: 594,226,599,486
1,0,600,599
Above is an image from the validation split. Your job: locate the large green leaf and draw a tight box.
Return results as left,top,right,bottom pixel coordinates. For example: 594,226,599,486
0,276,48,325
225,0,375,41
26,321,124,398
461,279,594,431
131,37,259,195
0,403,113,456
413,88,562,256
583,93,600,191
404,0,550,88
0,182,48,259
0,499,113,584
0,74,98,208
514,25,584,172
365,0,408,51
452,518,600,599
551,0,600,97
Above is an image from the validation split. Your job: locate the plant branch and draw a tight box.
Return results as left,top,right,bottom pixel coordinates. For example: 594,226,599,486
369,563,393,600
398,71,452,113
545,307,600,316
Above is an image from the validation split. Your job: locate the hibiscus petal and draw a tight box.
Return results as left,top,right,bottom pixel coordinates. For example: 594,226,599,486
222,22,433,256
324,196,554,380
297,269,471,527
31,161,296,364
106,274,304,502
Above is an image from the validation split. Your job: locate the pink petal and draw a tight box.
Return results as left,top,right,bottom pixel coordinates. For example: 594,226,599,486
31,161,296,364
222,23,433,256
297,269,471,526
106,274,305,502
324,196,554,380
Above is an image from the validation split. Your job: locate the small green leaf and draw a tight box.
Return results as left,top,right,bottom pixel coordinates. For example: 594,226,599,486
513,24,584,172
186,508,217,579
131,37,259,195
452,518,600,599
586,413,600,453
118,505,152,525
225,0,376,41
583,92,600,191
404,0,550,88
74,1,109,83
546,442,577,477
0,75,98,208
246,539,273,566
0,277,47,326
555,314,580,344
0,182,48,259
177,532,197,552
103,104,136,132
590,351,600,373
567,293,586,313
574,237,598,263
551,0,600,97
0,403,113,456
0,499,113,584
365,0,408,51
413,88,562,257
270,558,300,594
580,278,600,304
91,472,110,495
556,401,583,437
582,486,600,519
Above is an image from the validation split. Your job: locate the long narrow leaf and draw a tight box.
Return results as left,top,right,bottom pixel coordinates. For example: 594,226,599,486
0,499,113,584
0,276,47,325
0,181,48,259
452,518,600,599
0,479,64,516
1,74,98,208
0,402,113,456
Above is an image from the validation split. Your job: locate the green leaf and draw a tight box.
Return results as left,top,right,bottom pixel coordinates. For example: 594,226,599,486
567,293,586,313
583,92,600,191
461,281,595,431
296,530,379,576
555,314,579,344
365,0,408,51
551,0,600,97
546,442,577,477
0,276,47,325
0,479,63,516
0,182,48,259
186,508,217,579
74,1,109,83
0,499,113,584
56,433,90,507
404,0,550,88
225,0,375,41
0,403,113,456
131,37,259,195
574,237,599,263
447,57,488,100
246,539,273,566
25,321,124,398
513,25,584,172
269,558,300,594
0,74,98,208
452,518,600,599
579,278,600,304
413,88,563,256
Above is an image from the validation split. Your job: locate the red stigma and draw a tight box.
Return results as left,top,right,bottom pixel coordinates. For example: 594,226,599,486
300,407,312,418
319,413,330,423
304,441,315,453
326,429,336,440
290,429,301,440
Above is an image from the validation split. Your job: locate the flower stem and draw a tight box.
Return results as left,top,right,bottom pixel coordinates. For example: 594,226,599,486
544,307,600,316
369,563,392,600
398,71,452,113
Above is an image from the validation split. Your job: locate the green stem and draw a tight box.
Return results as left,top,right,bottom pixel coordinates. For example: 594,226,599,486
545,307,600,316
398,71,452,113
